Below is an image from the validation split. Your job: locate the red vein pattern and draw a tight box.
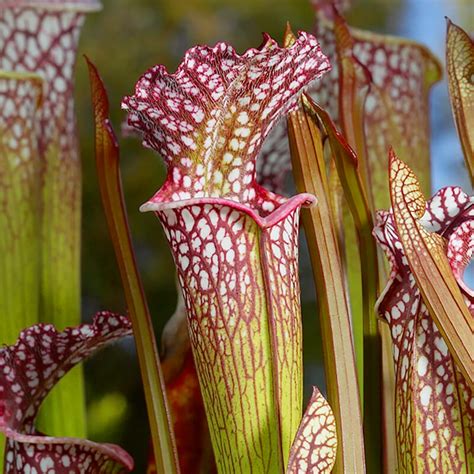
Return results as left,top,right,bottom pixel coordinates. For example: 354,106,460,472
287,388,337,474
0,73,42,343
123,33,330,472
123,32,329,208
0,312,134,473
257,122,291,194
374,182,474,471
156,201,308,472
0,0,99,323
0,0,101,437
258,5,441,208
0,74,42,245
314,12,441,209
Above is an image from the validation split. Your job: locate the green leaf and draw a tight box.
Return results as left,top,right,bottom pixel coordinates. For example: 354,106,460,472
308,96,382,471
375,179,474,471
86,58,180,474
287,95,365,474
389,150,474,388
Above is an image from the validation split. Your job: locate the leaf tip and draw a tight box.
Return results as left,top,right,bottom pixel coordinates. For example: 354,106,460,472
86,57,110,122
283,22,297,47
388,147,403,176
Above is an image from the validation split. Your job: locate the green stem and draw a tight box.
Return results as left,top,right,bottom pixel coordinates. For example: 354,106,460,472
288,97,366,473
86,58,179,474
37,136,86,438
0,71,44,469
309,97,382,473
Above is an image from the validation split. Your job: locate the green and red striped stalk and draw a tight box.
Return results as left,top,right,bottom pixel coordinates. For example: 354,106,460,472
0,70,43,463
0,71,42,344
122,32,334,472
87,59,179,473
287,94,365,473
374,153,473,471
0,0,101,440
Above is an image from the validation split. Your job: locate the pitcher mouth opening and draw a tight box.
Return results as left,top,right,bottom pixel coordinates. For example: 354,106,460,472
140,192,316,230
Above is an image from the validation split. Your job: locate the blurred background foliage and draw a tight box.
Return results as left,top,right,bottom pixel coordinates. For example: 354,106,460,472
70,0,472,471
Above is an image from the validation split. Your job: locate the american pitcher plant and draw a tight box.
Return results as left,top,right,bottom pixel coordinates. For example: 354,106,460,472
1,0,472,471
260,0,441,219
374,152,473,472
0,0,101,443
121,31,339,472
261,0,441,406
0,72,42,347
0,312,134,473
90,51,339,473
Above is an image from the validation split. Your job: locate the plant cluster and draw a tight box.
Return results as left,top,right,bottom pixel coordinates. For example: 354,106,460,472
0,0,472,473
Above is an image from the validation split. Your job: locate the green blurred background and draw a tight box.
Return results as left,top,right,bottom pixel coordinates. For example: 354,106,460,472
71,0,472,471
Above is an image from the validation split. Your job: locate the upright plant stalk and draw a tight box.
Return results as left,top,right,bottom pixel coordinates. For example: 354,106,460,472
332,16,372,209
87,59,179,474
122,33,330,472
308,97,382,472
313,9,442,470
0,72,42,342
287,95,365,474
375,156,474,471
0,0,101,438
330,17,382,450
320,15,384,469
0,71,43,467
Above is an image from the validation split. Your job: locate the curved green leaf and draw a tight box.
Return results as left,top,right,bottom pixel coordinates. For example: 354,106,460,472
389,150,474,388
86,58,179,474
